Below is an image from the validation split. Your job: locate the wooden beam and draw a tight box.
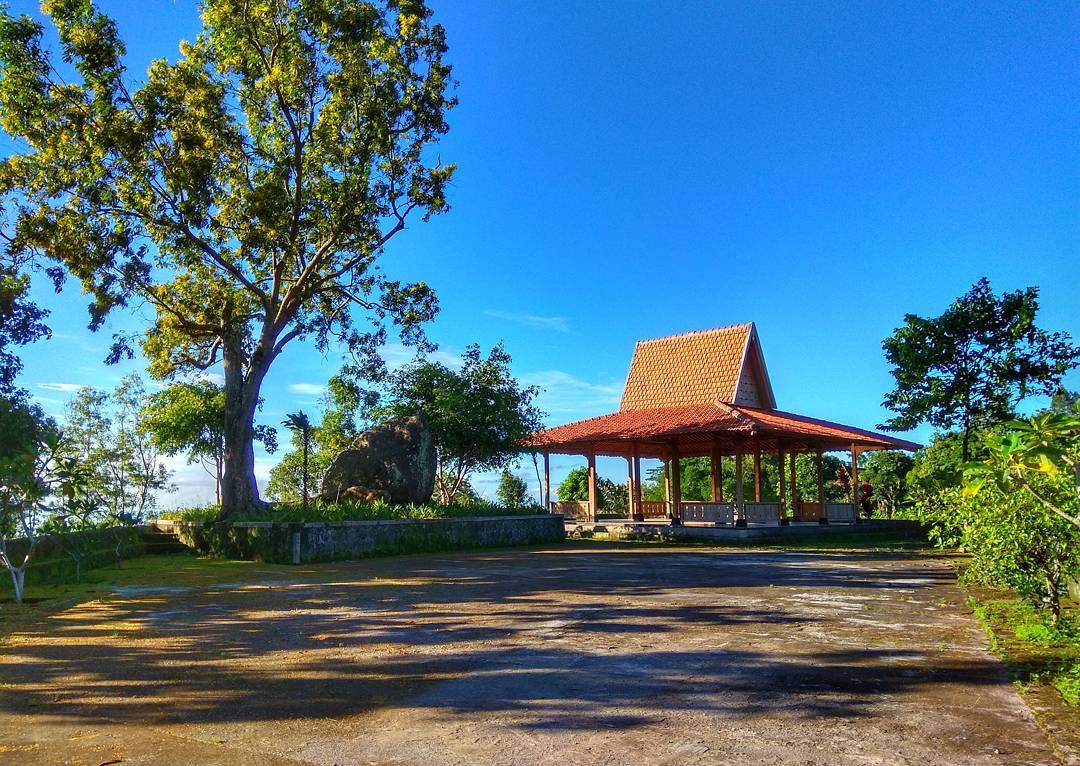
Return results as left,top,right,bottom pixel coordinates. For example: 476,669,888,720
851,444,860,523
632,443,643,521
587,448,598,522
816,447,825,523
670,441,682,523
777,447,786,521
790,449,799,518
753,450,762,502
710,440,723,502
735,451,745,525
543,451,551,510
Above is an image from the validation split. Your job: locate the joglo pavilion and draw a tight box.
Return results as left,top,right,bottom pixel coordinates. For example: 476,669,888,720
529,323,919,527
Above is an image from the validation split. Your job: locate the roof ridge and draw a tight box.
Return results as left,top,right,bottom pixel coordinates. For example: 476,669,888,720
634,322,752,347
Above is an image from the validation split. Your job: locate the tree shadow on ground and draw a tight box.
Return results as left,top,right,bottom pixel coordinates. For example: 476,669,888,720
0,546,992,733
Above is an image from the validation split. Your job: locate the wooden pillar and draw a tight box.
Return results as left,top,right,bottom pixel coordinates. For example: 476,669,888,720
710,440,723,503
632,443,643,521
543,451,551,510
790,449,799,519
851,444,860,523
753,450,762,502
816,447,826,524
777,448,787,522
735,451,745,525
626,454,634,520
587,448,598,522
663,460,671,504
670,442,682,523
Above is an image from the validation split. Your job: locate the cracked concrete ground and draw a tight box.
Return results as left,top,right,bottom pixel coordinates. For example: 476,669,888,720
0,545,1066,765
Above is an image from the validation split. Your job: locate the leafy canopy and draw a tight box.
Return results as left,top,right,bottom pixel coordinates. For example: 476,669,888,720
377,343,543,505
881,278,1079,459
0,0,456,514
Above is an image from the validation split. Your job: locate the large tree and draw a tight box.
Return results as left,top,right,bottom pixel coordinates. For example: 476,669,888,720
881,278,1079,460
0,0,455,517
141,380,276,504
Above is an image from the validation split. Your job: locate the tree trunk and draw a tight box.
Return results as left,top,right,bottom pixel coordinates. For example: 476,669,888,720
219,334,270,520
11,567,25,605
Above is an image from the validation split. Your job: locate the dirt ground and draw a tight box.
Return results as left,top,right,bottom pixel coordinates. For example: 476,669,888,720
0,545,1070,765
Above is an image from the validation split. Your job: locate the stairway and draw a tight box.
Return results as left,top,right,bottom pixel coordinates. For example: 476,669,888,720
139,528,190,555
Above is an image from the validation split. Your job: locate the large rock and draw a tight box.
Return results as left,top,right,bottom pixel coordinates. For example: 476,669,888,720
320,414,436,505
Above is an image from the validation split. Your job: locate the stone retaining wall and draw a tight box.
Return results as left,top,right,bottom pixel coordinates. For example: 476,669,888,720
153,514,565,564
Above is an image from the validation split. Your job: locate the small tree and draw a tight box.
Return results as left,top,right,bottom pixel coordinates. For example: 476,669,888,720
881,278,1080,460
0,396,62,603
281,411,316,512
496,470,529,509
860,451,915,518
142,380,277,504
64,375,173,523
378,344,543,505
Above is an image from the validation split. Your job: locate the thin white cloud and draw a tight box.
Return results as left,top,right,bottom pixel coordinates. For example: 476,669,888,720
288,382,326,397
484,309,569,333
381,343,462,371
520,369,622,420
38,382,88,393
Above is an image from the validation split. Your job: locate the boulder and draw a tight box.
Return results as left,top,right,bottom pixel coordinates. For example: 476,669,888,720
320,414,436,505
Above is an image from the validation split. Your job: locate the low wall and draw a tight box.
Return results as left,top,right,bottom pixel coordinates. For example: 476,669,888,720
1,526,145,588
153,514,566,564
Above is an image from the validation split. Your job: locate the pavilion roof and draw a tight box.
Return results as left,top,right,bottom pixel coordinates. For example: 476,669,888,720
621,323,776,410
529,402,920,458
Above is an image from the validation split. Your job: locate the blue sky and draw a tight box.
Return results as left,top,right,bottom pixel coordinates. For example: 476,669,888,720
8,0,1079,505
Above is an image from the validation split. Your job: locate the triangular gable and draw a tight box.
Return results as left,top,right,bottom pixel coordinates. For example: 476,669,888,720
731,323,776,409
620,322,776,411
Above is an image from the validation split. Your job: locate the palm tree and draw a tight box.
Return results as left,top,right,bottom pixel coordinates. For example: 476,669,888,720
282,411,315,512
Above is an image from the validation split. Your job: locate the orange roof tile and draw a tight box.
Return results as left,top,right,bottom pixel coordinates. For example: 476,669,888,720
620,324,754,410
529,403,920,457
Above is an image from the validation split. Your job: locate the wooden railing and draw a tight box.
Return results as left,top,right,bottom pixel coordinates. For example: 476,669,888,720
640,500,670,518
742,502,781,526
680,501,734,525
550,500,591,520
825,502,857,523
796,501,823,521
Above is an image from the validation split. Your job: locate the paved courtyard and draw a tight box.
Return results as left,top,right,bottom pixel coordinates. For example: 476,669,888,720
0,545,1062,765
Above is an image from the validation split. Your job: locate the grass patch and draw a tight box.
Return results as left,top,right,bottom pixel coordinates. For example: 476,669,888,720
969,592,1080,710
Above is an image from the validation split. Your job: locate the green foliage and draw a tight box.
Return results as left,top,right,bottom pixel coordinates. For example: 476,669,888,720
62,374,172,524
496,470,530,509
971,595,1080,708
963,405,1080,531
280,410,315,509
919,478,1079,622
267,371,368,503
555,467,626,512
0,0,456,516
881,278,1080,460
860,450,915,518
0,267,49,396
1054,664,1080,706
377,343,543,505
637,453,846,506
142,380,276,503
